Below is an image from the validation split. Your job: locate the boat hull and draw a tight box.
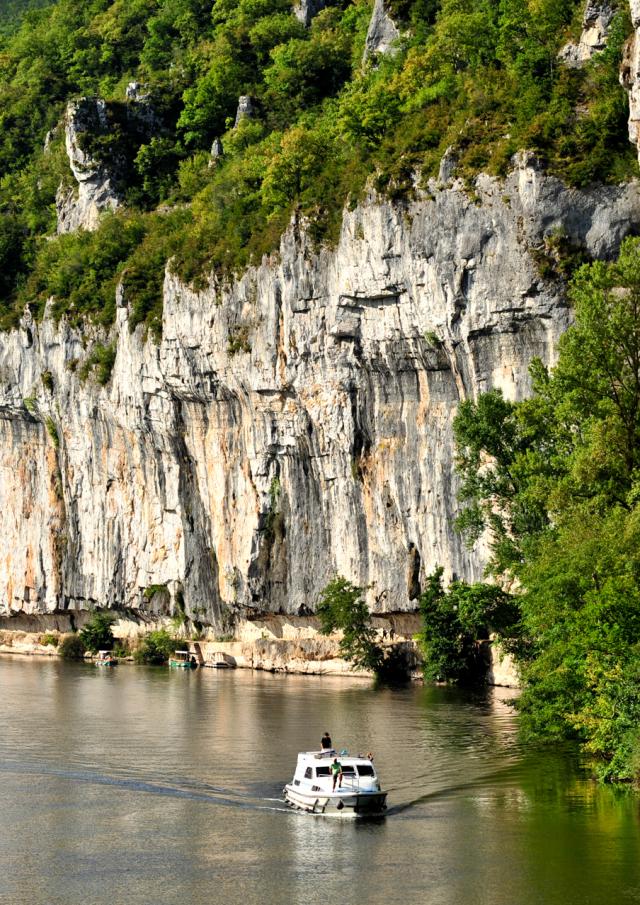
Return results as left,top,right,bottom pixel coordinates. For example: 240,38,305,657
283,785,387,817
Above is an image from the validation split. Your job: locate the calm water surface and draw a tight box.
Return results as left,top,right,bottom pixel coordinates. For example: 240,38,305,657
0,656,638,905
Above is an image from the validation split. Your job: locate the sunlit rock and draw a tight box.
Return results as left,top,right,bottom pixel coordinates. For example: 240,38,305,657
2,166,640,628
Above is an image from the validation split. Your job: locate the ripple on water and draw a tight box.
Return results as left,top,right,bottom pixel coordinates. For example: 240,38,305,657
0,657,639,905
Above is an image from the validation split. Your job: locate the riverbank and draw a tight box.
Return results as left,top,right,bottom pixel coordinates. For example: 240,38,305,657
0,611,519,685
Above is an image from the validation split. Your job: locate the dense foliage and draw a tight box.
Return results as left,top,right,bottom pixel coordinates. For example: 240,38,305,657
79,611,116,653
317,575,408,680
0,0,52,35
419,567,519,683
133,628,176,665
0,0,636,337
59,633,87,660
452,237,640,783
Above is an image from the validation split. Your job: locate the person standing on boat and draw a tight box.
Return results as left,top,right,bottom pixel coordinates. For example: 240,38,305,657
321,732,332,751
331,758,343,791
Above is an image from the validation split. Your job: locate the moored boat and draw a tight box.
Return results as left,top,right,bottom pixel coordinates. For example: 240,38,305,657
204,652,237,669
169,650,198,669
283,750,387,817
95,650,117,666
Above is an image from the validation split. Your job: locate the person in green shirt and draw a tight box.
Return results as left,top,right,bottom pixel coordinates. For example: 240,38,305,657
331,758,343,791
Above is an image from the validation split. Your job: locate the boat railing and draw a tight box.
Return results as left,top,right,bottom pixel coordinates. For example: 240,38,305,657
338,773,361,791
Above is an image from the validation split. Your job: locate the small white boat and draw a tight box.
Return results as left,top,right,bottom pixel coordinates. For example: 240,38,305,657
95,650,117,667
204,652,237,669
283,750,387,817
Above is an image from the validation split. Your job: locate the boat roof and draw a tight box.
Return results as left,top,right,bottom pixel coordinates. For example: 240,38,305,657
297,750,374,766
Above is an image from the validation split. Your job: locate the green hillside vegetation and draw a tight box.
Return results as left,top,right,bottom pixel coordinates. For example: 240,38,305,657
0,0,52,35
0,0,636,335
444,237,640,783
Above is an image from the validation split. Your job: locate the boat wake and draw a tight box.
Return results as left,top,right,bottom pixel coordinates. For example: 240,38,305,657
0,759,291,813
384,760,529,817
0,757,524,820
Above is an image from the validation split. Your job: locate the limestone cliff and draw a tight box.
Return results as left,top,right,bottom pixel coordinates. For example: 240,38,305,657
1,153,639,631
622,0,640,161
559,2,614,67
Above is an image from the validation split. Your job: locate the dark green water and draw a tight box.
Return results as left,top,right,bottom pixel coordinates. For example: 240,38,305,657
0,656,638,905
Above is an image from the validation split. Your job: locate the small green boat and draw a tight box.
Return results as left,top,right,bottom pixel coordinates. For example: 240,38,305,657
169,650,198,669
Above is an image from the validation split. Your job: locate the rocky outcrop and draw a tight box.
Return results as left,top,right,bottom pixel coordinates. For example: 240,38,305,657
2,158,640,630
125,81,158,132
234,96,255,127
55,98,121,234
363,0,400,60
210,137,224,165
621,1,640,161
437,146,458,186
486,640,519,688
293,0,327,27
559,1,614,67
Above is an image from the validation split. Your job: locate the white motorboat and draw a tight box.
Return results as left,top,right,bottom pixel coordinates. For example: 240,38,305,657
283,750,387,817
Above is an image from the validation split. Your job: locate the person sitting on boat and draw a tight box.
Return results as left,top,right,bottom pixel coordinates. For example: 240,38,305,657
331,758,343,791
321,732,333,752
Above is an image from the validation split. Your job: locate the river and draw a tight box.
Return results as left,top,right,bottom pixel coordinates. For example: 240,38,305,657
0,655,638,905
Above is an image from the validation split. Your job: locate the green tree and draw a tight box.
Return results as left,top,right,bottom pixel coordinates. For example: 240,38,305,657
453,238,640,781
59,633,86,660
79,611,116,654
419,567,519,683
262,10,352,117
455,237,640,576
134,629,176,665
516,505,640,781
317,575,384,673
261,125,327,214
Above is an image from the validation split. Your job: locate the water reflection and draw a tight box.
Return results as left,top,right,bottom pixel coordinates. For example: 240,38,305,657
0,656,639,905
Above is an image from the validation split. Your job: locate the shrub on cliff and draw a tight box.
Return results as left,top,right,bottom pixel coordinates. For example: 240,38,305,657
59,634,86,660
40,632,58,647
134,629,176,666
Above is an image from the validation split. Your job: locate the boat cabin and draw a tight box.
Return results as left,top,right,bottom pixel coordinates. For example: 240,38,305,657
289,751,380,795
169,650,198,668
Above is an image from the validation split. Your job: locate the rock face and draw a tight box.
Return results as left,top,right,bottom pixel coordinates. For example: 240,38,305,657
2,158,640,630
55,98,121,234
559,1,614,67
363,0,400,60
293,0,327,27
234,96,255,127
210,137,224,164
621,1,640,161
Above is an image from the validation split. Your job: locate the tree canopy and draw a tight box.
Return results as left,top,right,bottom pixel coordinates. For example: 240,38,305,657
317,575,409,681
452,237,640,782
